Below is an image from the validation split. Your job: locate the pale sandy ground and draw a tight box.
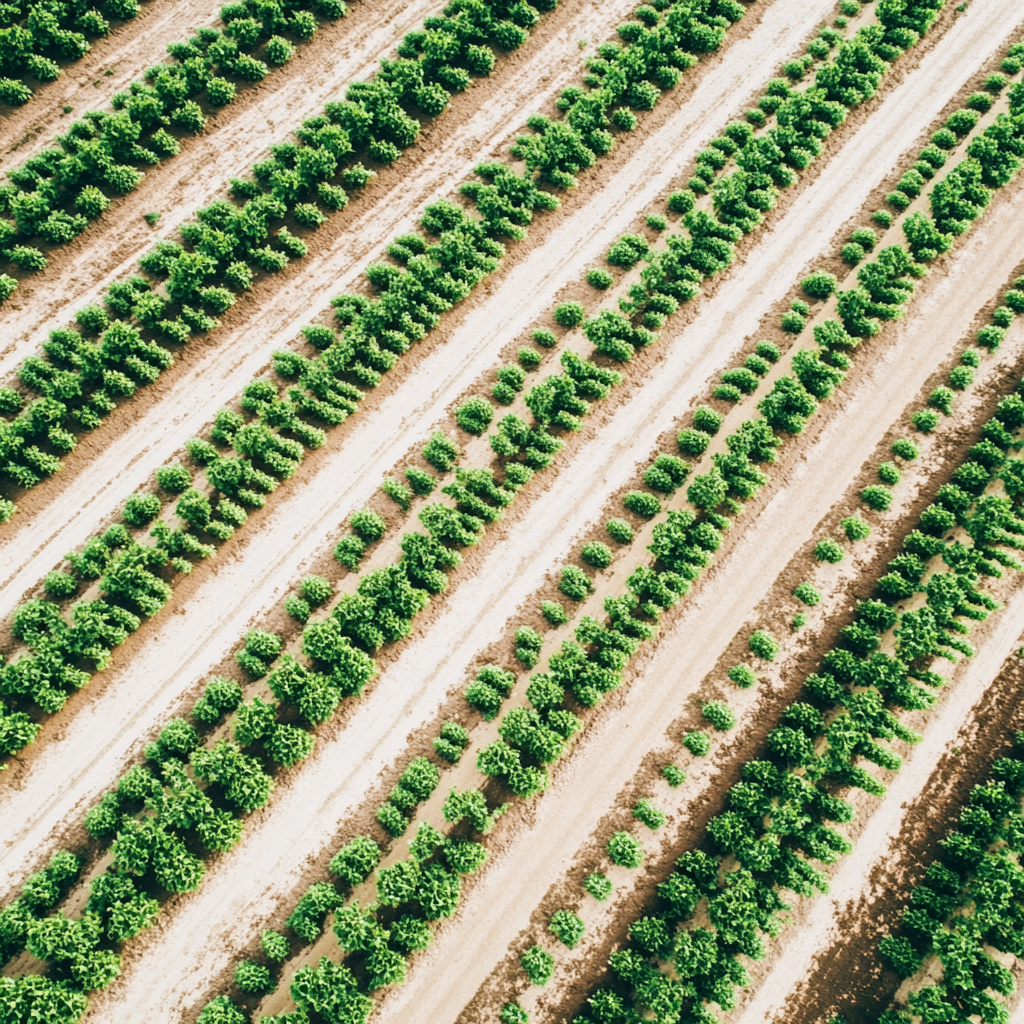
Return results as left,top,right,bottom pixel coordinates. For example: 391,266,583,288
0,0,586,365
0,0,940,892
75,39,1024,1024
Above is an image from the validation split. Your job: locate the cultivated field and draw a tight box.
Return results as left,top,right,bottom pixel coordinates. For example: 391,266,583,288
2,1,1024,1023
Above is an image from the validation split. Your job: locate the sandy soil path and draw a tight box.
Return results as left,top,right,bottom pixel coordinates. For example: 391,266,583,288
0,0,962,885
77,68,1024,1024
0,0,515,362
0,0,215,158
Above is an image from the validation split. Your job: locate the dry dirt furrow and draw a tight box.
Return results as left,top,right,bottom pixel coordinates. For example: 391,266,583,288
78,71,1024,1024
0,0,942,885
0,0,211,156
0,0,524,362
765,658,1024,1024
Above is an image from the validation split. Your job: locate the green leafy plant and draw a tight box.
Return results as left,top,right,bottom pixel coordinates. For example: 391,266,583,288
748,629,779,660
793,582,821,605
583,872,613,900
607,831,644,868
682,730,710,756
549,909,585,948
814,538,844,563
702,701,736,731
727,664,757,688
520,944,555,985
633,798,666,830
841,515,871,541
662,764,686,787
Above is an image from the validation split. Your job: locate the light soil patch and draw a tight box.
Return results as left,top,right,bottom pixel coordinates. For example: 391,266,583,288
75,117,1024,1024
0,0,960,891
0,0,579,365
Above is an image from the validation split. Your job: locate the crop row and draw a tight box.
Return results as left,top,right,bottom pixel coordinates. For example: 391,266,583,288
562,380,1024,1021
0,0,145,107
0,0,555,296
0,6,1003,1015
0,0,957,765
0,0,726,520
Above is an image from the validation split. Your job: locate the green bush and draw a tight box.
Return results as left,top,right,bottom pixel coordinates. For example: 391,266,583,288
607,830,644,868
841,515,871,541
541,600,568,626
677,427,712,456
351,509,386,542
586,268,613,289
532,328,557,348
456,397,494,435
912,408,939,433
861,485,892,511
520,945,554,985
727,664,757,688
554,303,585,329
793,582,821,605
877,462,900,485
123,493,162,526
949,366,973,390
662,764,686,787
749,629,779,660
791,612,807,630
300,575,333,606
692,406,723,434
713,383,743,403
584,872,613,900
381,478,412,510
702,701,736,731
329,836,381,886
891,437,919,460
155,464,191,493
559,565,593,601
755,340,780,364
841,242,866,265
667,190,696,215
606,518,633,544
801,271,837,299
814,538,844,563
284,596,311,623
518,347,543,370
423,432,460,472
261,929,290,962
581,541,612,568
872,209,893,228
780,311,805,334
549,909,585,949
850,226,876,250
682,730,710,756
500,1004,529,1024
633,798,665,830
515,625,543,669
928,386,954,415
44,571,78,599
623,491,660,518
235,960,273,995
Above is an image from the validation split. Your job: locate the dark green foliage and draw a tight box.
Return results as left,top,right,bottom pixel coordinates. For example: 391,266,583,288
261,929,290,962
583,872,613,901
192,677,243,725
877,461,900,485
329,836,380,886
549,909,585,949
692,405,723,434
861,485,893,512
43,571,78,599
581,541,612,569
633,798,666,829
351,509,386,542
928,386,954,415
554,302,585,328
793,582,821,606
702,700,735,731
518,347,543,370
532,328,557,348
842,515,871,541
235,960,273,995
606,518,634,544
456,396,494,435
663,764,686,787
607,830,644,868
814,538,844,563
587,268,613,289
422,432,460,472
728,664,757,688
748,629,779,660
677,428,712,456
541,600,568,626
154,464,192,493
913,408,939,433
682,730,710,756
123,493,162,526
891,437,919,460
801,271,837,299
623,491,660,518
755,340,780,363
560,565,592,601
521,944,555,985
500,1002,529,1024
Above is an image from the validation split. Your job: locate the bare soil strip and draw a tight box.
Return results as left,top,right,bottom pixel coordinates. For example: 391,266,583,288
76,101,1024,1024
0,0,968,886
767,656,1024,1024
0,0,561,364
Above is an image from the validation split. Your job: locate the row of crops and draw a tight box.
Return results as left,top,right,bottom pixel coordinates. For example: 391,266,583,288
3,0,1024,1022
